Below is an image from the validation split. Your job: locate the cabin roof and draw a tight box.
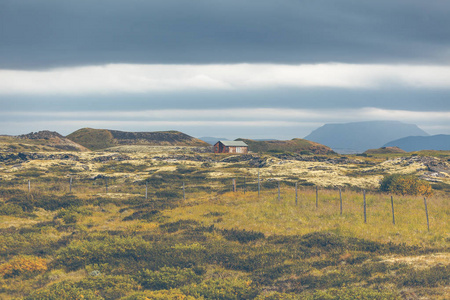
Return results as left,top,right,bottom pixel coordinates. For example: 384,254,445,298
216,140,248,147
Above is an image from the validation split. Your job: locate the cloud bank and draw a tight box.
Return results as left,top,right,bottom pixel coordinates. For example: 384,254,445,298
2,63,450,95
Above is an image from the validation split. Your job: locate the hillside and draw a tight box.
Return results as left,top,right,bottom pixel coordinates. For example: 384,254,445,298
0,147,449,299
364,146,407,155
236,138,335,155
384,134,450,151
305,120,429,153
0,131,88,152
67,128,210,150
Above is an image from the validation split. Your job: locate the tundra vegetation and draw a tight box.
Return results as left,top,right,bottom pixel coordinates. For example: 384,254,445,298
0,145,449,299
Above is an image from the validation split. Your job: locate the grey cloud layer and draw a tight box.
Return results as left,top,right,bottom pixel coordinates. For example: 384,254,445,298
1,0,450,68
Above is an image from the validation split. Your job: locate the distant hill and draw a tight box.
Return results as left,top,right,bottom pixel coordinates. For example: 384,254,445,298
67,128,210,151
0,130,88,152
236,138,334,155
199,137,230,145
383,134,450,151
305,121,429,153
364,146,407,155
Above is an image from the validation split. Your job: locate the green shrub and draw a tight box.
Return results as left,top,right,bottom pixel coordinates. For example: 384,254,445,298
55,235,206,271
122,210,163,222
220,228,265,244
255,292,299,299
25,281,104,300
159,219,200,233
380,174,433,196
76,275,140,299
0,255,47,278
122,290,197,300
35,194,84,211
138,266,202,290
182,277,257,300
0,203,23,216
306,286,400,299
400,265,450,287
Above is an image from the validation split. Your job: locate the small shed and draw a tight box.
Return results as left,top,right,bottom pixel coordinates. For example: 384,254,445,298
214,140,248,154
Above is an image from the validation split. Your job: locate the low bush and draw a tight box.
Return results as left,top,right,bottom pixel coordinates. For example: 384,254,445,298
380,174,433,196
306,286,400,299
138,266,202,290
122,290,197,300
221,228,265,244
35,194,84,211
399,265,450,287
0,255,47,278
0,203,23,216
122,209,163,222
182,277,257,300
160,219,200,233
25,281,103,300
76,275,140,299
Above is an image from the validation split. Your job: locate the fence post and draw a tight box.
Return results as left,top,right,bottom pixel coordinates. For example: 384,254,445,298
244,177,246,194
105,178,108,193
69,176,73,193
258,169,260,198
424,197,430,231
183,181,186,201
295,182,298,205
391,196,395,225
315,186,318,208
363,190,367,223
28,180,31,192
278,181,281,201
232,178,236,192
339,188,343,215
145,182,148,199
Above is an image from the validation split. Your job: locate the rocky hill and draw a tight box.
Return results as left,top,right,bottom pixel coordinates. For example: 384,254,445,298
305,121,429,153
384,134,450,152
236,138,335,155
67,128,210,151
8,130,89,152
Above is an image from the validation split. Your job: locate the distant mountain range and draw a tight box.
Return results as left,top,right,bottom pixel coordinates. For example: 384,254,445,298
304,121,429,153
383,134,450,152
67,128,209,150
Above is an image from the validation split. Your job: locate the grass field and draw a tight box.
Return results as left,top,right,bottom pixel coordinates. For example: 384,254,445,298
0,149,449,299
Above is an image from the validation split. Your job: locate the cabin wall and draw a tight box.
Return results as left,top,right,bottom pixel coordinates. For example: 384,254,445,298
214,143,248,154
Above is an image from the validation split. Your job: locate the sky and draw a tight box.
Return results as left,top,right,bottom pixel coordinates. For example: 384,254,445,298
1,0,450,139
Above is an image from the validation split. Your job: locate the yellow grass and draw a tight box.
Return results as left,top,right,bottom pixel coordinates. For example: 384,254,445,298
165,188,450,248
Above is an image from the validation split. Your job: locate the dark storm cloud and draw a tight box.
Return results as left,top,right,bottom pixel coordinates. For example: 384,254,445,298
1,0,450,69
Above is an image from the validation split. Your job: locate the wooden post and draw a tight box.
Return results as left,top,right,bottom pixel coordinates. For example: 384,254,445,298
278,181,281,201
69,176,73,193
391,196,395,225
28,180,31,192
105,178,108,193
424,197,430,231
232,178,236,192
145,182,148,199
183,181,186,201
258,169,260,198
315,186,318,208
363,190,367,224
339,188,343,216
295,182,298,206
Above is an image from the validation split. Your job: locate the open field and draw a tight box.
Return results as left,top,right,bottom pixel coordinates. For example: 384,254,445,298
0,147,449,299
